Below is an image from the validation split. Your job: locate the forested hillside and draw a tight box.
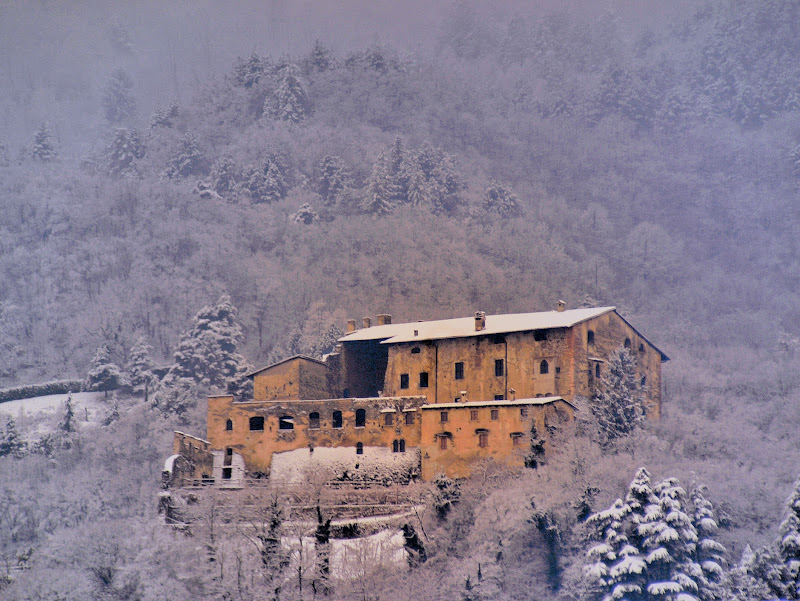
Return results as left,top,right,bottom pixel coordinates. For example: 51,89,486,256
2,1,800,599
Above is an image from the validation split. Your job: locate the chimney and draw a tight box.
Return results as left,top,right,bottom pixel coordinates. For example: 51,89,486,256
377,313,392,326
474,311,486,331
363,317,371,328
557,300,566,312
346,319,357,333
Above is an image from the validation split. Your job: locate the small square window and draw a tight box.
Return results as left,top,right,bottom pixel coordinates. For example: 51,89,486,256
491,409,499,420
249,416,265,431
419,372,429,388
534,330,547,341
455,362,464,380
494,394,504,401
470,410,478,421
400,374,409,389
495,359,504,377
411,346,421,354
440,411,449,423
520,407,529,418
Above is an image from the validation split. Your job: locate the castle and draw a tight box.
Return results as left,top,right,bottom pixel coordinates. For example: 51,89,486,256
165,304,667,487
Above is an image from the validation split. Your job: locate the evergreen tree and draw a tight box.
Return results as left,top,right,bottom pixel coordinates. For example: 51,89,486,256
102,67,136,124
0,416,25,458
267,63,310,123
153,295,252,415
209,156,240,199
149,102,179,129
126,335,155,390
164,132,206,179
30,123,58,162
59,395,75,434
591,348,646,445
724,545,772,601
483,181,522,218
305,39,334,74
86,345,129,396
317,155,351,206
387,136,409,203
776,476,800,598
291,203,319,225
361,151,395,215
414,141,466,214
244,159,286,203
231,53,269,88
106,128,145,177
691,486,726,601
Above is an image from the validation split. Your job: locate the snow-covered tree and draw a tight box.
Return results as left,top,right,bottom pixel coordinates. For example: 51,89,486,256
591,348,646,445
0,416,25,458
106,128,145,177
30,123,58,162
317,155,351,206
361,151,395,215
291,203,319,225
153,295,252,415
59,395,75,434
149,102,179,129
209,156,240,199
126,335,155,391
164,132,205,179
86,345,129,396
244,159,286,204
432,473,461,518
231,53,269,88
691,486,726,601
777,476,800,598
483,180,522,218
267,63,310,123
305,39,334,74
724,545,772,601
102,67,136,124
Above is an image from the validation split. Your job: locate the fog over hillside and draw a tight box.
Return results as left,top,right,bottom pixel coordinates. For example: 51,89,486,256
2,1,800,599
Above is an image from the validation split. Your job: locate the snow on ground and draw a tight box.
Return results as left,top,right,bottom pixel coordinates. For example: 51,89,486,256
270,445,421,485
0,391,108,422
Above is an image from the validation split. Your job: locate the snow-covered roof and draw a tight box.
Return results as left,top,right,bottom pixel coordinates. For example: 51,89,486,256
339,307,615,344
246,354,325,378
420,396,574,410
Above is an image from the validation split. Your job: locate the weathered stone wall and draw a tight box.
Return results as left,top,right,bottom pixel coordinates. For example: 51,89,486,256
207,395,427,474
418,398,574,480
169,431,214,485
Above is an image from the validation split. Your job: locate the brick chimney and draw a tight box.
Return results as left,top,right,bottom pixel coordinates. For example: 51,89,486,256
474,311,486,331
557,300,566,312
363,317,371,328
346,319,357,333
377,313,392,325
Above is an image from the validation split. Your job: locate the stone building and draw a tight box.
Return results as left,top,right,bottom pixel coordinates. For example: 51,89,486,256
164,305,668,485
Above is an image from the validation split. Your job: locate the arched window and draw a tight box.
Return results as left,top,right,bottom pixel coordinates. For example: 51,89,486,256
399,439,406,452
309,412,320,429
355,409,366,428
624,338,631,349
332,411,343,429
595,364,601,378
392,439,399,453
476,429,489,449
404,412,414,425
225,419,233,431
279,415,294,430
356,442,363,455
384,412,393,426
540,360,549,374
249,416,264,431
587,330,595,345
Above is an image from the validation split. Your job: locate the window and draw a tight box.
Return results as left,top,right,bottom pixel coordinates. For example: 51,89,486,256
249,416,264,431
440,411,449,423
540,360,549,374
332,411,343,429
411,346,421,354
595,364,601,378
477,429,489,448
400,374,409,389
343,388,350,398
624,338,631,349
470,409,479,421
534,330,547,341
222,467,232,480
309,412,320,429
384,413,393,426
356,442,363,455
641,376,647,387
439,436,448,451
587,330,595,345
494,394,504,401
491,334,505,344
399,439,406,452
491,409,499,420
279,416,294,430
555,366,561,374
455,362,464,380
419,372,429,388
639,343,645,353
392,439,399,453
511,433,523,447
355,409,366,428
405,412,414,425
495,359,504,377
226,447,233,456
520,407,529,418
225,419,233,431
